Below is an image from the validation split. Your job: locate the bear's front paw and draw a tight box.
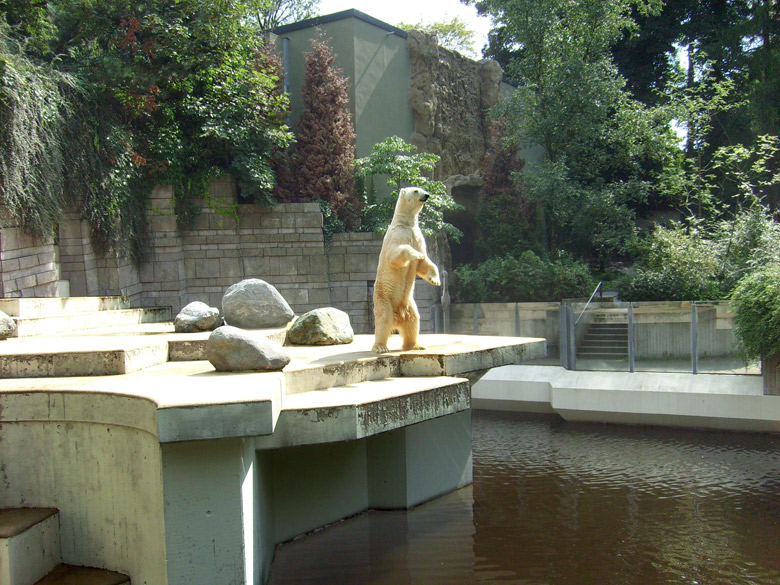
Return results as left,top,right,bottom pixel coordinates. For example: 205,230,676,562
427,274,441,287
372,343,389,354
410,249,425,261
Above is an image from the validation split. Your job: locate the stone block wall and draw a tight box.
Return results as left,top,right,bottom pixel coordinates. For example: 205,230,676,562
0,208,62,298
0,180,443,335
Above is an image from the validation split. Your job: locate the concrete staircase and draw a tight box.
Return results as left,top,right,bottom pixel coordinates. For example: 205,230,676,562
578,317,628,360
0,297,171,339
0,508,129,585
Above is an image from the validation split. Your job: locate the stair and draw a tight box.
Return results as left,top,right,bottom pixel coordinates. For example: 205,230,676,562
0,297,171,339
0,508,129,585
578,320,628,360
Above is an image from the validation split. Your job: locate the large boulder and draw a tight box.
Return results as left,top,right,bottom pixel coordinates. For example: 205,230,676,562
222,279,294,329
206,325,291,372
287,307,354,346
174,301,221,333
0,310,16,339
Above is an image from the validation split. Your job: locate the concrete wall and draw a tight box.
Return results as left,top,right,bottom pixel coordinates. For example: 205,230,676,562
448,301,741,361
274,12,415,163
0,392,168,584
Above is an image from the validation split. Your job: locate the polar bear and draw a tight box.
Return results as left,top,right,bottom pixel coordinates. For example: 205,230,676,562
372,187,440,353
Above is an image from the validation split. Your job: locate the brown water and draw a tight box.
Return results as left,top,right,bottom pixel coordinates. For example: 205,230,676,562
269,411,780,585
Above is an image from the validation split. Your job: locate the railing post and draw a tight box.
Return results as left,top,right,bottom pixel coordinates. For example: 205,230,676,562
559,304,569,369
515,303,521,337
441,270,450,334
567,305,577,370
628,303,635,373
473,303,479,335
691,302,698,375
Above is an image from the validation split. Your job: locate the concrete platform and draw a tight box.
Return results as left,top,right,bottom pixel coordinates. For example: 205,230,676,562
472,365,780,433
0,327,544,585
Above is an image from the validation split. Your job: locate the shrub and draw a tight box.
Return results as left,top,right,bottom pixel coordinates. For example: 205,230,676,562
450,251,595,303
730,263,780,360
616,269,725,302
355,136,462,240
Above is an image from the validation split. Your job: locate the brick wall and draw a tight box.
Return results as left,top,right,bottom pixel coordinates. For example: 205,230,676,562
0,207,62,298
0,180,443,334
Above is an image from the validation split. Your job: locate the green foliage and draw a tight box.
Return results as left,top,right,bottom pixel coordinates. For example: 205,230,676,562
246,0,319,31
731,262,780,360
355,136,462,240
451,251,595,303
0,2,293,265
397,16,477,57
618,206,780,301
0,24,70,240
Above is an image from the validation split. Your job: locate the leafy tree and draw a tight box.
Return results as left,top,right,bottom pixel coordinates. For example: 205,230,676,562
278,35,361,228
248,0,319,31
1,1,293,264
731,262,780,361
397,16,477,57
467,0,676,266
355,136,462,240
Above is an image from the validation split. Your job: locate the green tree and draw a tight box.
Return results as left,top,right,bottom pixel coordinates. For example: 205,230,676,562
1,1,293,264
731,262,780,362
472,0,675,265
397,16,477,57
248,0,319,31
278,35,361,228
355,136,462,240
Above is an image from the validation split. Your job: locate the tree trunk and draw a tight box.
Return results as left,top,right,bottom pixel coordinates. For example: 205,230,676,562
762,352,780,395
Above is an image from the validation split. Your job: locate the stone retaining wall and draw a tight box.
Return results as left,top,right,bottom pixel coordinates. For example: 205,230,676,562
0,208,62,298
0,180,439,335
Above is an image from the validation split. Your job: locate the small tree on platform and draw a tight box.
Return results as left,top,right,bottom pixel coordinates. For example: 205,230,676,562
279,35,361,229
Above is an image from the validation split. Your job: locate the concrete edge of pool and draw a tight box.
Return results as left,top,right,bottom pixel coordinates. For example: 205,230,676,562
472,364,780,433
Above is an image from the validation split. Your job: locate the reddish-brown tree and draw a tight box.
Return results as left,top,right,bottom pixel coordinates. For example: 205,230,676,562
278,34,361,228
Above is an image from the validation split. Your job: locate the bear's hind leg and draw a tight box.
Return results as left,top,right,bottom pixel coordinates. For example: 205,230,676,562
372,298,394,353
399,302,425,350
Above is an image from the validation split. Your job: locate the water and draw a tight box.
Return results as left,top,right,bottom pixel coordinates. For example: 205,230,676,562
269,411,780,585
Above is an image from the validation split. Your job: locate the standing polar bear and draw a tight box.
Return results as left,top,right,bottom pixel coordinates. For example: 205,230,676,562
372,187,440,353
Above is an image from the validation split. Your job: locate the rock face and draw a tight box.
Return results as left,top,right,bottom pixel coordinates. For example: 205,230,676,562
206,325,291,372
174,301,221,333
222,279,294,329
287,307,354,346
406,30,505,180
0,310,16,339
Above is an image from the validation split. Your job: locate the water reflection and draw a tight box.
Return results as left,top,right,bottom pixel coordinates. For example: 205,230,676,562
269,411,780,585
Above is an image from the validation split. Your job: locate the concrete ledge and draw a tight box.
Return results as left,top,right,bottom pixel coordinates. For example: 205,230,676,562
473,365,780,433
256,376,470,448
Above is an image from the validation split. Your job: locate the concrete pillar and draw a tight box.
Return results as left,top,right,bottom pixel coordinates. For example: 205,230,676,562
368,410,473,509
162,438,272,585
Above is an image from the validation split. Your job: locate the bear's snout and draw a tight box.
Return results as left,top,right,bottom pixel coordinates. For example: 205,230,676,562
419,193,429,202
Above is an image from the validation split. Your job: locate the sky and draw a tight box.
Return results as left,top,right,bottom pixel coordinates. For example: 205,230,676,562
317,0,492,57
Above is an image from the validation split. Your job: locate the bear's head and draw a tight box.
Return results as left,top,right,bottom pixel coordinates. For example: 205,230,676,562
393,187,430,223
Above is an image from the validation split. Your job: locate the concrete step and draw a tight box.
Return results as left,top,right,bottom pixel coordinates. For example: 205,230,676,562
33,564,129,585
580,340,627,348
11,308,172,338
0,507,61,585
0,337,169,378
257,376,471,448
0,297,129,318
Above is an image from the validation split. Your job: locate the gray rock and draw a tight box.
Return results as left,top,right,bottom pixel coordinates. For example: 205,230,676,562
174,301,221,333
222,279,294,329
287,307,354,346
206,325,291,372
0,310,16,339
